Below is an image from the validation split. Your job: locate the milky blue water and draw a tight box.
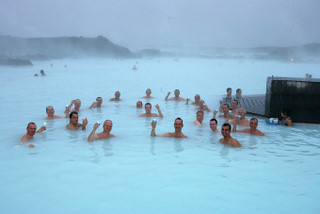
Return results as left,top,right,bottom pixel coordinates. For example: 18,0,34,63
0,58,319,214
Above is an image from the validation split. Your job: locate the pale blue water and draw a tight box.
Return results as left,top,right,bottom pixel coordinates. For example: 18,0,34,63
0,58,319,214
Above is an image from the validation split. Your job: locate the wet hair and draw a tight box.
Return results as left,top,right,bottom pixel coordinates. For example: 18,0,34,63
250,118,258,123
223,103,230,109
69,111,78,118
175,117,183,124
227,88,232,92
27,122,36,128
210,118,218,124
96,97,102,101
145,102,152,107
146,88,151,93
197,110,204,115
222,123,231,131
46,105,53,111
174,89,180,92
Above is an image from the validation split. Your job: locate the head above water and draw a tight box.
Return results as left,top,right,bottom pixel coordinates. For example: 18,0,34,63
194,94,201,102
236,88,242,96
136,100,143,108
145,102,152,113
196,110,204,122
46,105,55,116
210,118,218,131
146,88,152,96
174,117,184,131
115,91,121,98
96,97,103,104
174,89,180,97
227,88,232,96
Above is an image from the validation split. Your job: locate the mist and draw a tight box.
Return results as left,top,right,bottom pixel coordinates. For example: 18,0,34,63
1,0,320,49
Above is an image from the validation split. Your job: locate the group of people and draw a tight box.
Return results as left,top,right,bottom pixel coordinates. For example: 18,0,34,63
22,87,292,148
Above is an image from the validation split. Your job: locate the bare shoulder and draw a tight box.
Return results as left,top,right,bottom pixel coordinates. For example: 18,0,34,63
231,138,241,147
158,132,174,137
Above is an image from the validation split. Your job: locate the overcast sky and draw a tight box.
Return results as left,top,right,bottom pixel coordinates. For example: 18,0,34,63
0,0,319,48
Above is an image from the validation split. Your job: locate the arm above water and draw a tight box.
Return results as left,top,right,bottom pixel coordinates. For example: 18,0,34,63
88,122,99,142
165,91,171,101
155,104,163,118
82,118,88,130
89,102,96,109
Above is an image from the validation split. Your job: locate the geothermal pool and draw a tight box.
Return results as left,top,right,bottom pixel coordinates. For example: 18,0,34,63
0,58,319,214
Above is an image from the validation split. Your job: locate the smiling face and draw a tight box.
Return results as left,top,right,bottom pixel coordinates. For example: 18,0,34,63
26,123,37,136
196,111,204,123
221,125,231,137
250,119,258,130
70,113,79,125
103,120,113,133
210,120,217,131
223,104,230,114
145,104,152,114
174,119,183,132
238,108,245,118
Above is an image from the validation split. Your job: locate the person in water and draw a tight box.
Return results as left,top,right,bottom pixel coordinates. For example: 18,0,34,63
230,107,250,126
235,88,242,100
21,122,46,146
65,99,82,113
142,88,154,99
210,118,219,133
280,110,293,127
136,100,143,108
193,110,204,126
186,94,201,105
219,123,241,147
219,104,235,120
151,117,187,138
232,118,265,136
165,89,186,101
89,97,103,109
66,111,88,130
88,120,115,142
140,103,163,118
110,91,121,101
196,100,211,112
40,69,46,76
231,99,239,114
45,105,69,120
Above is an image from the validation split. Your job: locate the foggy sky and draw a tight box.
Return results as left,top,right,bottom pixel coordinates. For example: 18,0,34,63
1,0,319,48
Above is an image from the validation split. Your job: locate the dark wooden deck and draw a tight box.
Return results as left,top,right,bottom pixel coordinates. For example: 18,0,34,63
238,94,266,116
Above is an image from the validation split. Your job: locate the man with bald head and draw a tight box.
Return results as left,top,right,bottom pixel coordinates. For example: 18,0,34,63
110,91,121,101
88,120,115,142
